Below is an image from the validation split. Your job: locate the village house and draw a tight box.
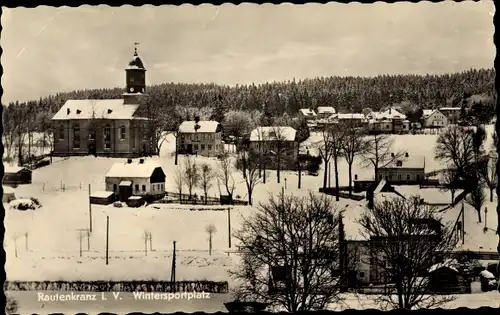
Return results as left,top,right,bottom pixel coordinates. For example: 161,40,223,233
377,152,425,184
298,108,318,131
367,108,410,134
105,158,166,201
249,126,298,168
422,109,448,128
329,113,367,127
439,107,461,125
315,106,336,119
177,120,223,157
51,45,155,157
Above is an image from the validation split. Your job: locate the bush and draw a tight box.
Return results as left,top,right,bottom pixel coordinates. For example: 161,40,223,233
6,295,18,314
9,198,41,211
113,202,123,208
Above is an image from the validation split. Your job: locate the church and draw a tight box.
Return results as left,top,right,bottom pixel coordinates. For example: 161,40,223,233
51,45,156,158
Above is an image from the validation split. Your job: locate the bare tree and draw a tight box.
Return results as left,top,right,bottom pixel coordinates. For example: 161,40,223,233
230,192,345,312
200,163,215,204
358,196,456,310
341,125,366,197
205,224,217,255
434,126,475,179
77,230,84,257
465,183,486,223
440,168,461,204
183,156,200,200
327,124,345,201
174,167,184,202
217,151,236,200
361,133,405,181
316,125,335,189
143,231,152,256
268,126,291,184
86,229,91,251
480,152,497,202
235,148,262,205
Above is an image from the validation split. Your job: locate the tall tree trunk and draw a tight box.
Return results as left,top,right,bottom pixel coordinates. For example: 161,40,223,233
334,155,340,201
204,191,208,205
277,154,281,184
248,189,252,206
477,208,482,223
451,190,456,204
348,163,353,198
490,188,494,202
323,161,328,189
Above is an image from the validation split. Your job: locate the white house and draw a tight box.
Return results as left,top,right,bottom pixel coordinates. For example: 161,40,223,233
177,120,223,157
105,158,166,197
423,109,448,128
298,108,317,121
316,106,336,119
367,108,409,134
249,126,298,164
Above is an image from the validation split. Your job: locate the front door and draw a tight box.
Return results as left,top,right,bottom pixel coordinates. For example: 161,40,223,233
187,144,193,154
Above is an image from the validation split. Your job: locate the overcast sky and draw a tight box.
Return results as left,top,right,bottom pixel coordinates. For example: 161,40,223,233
1,1,495,103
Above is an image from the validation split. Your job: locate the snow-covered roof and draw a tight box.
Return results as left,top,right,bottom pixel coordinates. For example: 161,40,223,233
105,160,163,178
439,107,461,111
299,108,317,116
394,186,464,206
4,165,28,174
249,126,297,141
90,191,114,198
422,109,435,117
380,154,425,169
178,121,220,133
119,181,132,186
428,259,459,273
316,106,336,114
370,108,407,120
331,113,366,120
52,99,144,120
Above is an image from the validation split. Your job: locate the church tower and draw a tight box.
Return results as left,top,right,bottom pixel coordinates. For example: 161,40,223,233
123,43,147,105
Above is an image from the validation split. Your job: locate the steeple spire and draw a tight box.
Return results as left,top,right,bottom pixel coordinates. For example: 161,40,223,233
134,42,140,56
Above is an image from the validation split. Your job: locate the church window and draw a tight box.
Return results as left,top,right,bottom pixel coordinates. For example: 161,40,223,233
120,125,126,140
59,125,65,140
73,124,80,149
104,124,111,149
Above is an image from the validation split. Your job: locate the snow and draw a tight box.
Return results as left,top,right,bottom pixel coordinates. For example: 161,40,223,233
178,120,220,133
90,191,114,198
4,126,499,285
105,160,162,178
52,99,140,120
249,126,297,141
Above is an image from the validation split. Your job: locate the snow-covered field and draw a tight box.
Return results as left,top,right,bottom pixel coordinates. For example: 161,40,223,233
5,126,499,284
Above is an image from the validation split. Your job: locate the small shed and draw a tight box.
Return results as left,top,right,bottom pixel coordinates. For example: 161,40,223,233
3,165,32,185
90,191,115,205
2,185,16,203
427,261,462,294
118,181,133,202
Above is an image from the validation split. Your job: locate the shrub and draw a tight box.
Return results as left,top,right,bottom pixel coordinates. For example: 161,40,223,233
113,202,123,208
6,295,18,314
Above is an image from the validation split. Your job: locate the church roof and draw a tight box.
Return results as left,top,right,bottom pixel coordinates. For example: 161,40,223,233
52,99,147,120
127,52,145,70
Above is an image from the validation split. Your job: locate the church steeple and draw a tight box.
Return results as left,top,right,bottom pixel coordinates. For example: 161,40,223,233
123,42,147,104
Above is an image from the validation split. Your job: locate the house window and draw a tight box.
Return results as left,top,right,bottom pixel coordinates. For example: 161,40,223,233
104,124,111,149
416,174,421,181
407,174,411,180
160,184,164,191
208,144,212,151
201,144,205,151
360,272,365,278
396,160,403,167
143,124,147,139
398,174,402,181
152,184,155,192
142,185,146,192
73,124,80,149
59,125,65,140
135,184,139,191
120,125,126,140
113,184,117,192
194,144,198,151
89,126,96,140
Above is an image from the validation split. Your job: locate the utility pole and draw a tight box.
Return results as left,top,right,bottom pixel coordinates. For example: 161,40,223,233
484,207,488,230
328,162,331,188
461,201,465,245
106,216,109,265
228,207,232,248
88,184,93,232
171,241,177,292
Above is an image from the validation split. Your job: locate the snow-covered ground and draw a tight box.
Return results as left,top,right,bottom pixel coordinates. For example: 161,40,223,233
5,126,499,283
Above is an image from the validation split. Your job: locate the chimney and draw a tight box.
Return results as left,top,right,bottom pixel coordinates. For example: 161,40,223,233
139,158,145,164
67,108,71,115
76,109,81,114
107,109,113,114
405,152,409,157
127,159,132,164
391,152,394,158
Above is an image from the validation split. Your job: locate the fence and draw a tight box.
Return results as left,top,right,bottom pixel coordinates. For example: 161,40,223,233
4,280,229,293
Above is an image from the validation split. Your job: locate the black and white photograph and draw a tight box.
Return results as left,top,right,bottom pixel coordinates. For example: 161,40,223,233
1,1,498,313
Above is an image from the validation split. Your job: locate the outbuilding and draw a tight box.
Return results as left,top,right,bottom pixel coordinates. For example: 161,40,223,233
3,165,32,186
105,158,166,201
90,191,116,205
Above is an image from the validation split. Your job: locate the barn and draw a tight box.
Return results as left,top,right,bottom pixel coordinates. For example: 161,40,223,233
3,165,32,186
105,158,166,202
90,191,116,205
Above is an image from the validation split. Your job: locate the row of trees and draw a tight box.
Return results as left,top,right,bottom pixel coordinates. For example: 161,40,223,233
233,192,459,311
434,125,498,232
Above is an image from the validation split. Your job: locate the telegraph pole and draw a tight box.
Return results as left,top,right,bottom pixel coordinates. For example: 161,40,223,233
228,207,232,248
106,216,109,265
88,184,93,232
